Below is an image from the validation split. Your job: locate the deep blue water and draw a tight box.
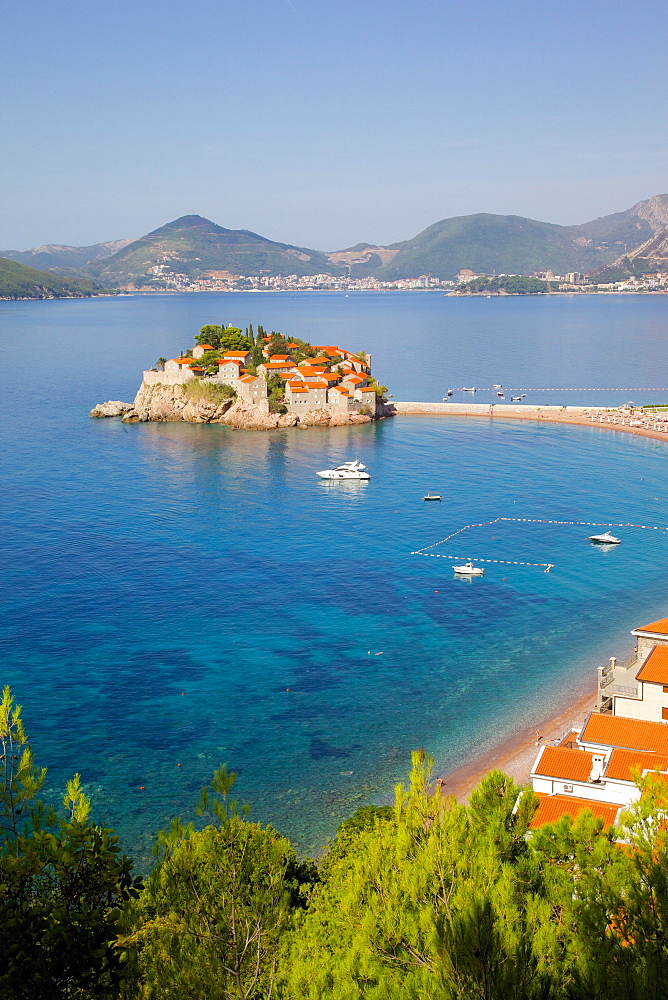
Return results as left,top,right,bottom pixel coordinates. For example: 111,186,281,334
1,291,668,862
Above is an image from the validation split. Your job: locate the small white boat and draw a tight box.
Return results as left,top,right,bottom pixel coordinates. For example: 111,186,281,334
511,396,522,402
493,384,502,389
453,560,484,576
589,531,621,544
317,460,370,480
462,387,476,392
423,493,442,502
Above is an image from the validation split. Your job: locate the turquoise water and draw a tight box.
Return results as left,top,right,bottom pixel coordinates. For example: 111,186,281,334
1,292,668,862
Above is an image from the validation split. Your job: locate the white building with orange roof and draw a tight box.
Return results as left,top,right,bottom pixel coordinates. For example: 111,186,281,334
529,742,668,808
257,360,299,376
217,359,242,381
222,350,252,366
599,617,668,720
192,343,215,358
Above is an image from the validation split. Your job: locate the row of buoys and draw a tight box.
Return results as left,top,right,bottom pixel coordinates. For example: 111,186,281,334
411,515,668,574
420,552,554,570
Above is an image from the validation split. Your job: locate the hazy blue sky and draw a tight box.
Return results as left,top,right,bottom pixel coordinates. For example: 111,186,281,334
2,0,667,250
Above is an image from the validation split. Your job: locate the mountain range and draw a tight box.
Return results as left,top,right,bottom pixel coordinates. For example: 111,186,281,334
4,194,668,288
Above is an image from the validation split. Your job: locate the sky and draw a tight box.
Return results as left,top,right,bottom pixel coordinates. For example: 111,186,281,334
2,0,667,251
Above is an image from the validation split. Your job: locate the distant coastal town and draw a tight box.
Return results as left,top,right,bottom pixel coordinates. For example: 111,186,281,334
129,264,668,295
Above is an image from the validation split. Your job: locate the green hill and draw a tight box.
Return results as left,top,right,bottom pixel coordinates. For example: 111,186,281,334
0,258,102,299
362,213,638,281
87,215,345,286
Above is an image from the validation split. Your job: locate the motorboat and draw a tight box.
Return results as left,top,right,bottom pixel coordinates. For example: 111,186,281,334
511,396,522,402
317,460,370,480
462,387,476,392
589,531,620,544
497,392,504,397
453,560,484,576
493,384,502,389
423,493,442,502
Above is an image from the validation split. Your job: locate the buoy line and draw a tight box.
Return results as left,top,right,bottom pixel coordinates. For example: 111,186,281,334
461,387,668,393
419,552,554,571
410,516,668,572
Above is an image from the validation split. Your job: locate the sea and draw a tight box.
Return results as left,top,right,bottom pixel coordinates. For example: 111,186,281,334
1,291,668,863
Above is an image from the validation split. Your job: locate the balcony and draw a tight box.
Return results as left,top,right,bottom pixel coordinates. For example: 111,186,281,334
597,655,640,710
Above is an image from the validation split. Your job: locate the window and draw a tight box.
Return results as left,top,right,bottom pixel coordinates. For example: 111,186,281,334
663,686,668,694
663,707,668,721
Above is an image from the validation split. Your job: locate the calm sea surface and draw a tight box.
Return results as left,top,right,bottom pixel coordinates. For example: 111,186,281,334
1,291,668,861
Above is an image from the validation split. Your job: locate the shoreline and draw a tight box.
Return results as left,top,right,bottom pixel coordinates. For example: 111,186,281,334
438,684,597,801
391,402,668,446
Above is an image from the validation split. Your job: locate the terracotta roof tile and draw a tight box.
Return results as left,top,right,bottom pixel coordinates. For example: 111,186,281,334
198,343,214,349
606,747,668,781
532,746,595,782
637,645,668,684
529,793,619,829
580,713,668,754
634,618,668,635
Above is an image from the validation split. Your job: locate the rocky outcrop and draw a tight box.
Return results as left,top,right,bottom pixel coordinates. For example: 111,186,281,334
89,400,134,417
91,381,380,430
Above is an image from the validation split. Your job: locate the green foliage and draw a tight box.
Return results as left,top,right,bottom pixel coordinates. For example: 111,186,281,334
120,767,314,1000
281,755,544,1000
0,257,101,299
196,324,225,347
155,358,167,371
195,326,252,352
459,275,550,294
0,687,141,1000
182,379,236,404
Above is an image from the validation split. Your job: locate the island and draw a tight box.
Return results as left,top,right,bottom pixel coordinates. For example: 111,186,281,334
91,323,389,429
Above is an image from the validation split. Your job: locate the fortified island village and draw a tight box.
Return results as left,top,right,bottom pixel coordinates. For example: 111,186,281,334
91,324,388,429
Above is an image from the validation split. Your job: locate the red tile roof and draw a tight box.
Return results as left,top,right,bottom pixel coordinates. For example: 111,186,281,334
172,358,193,365
198,343,214,350
223,351,249,359
637,645,668,684
288,385,308,393
532,746,595,782
529,793,619,829
606,747,668,781
218,359,241,366
634,617,668,635
269,355,291,362
580,713,668,754
238,374,257,384
263,362,296,370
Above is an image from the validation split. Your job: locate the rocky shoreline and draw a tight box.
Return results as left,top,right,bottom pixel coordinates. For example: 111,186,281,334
90,381,382,430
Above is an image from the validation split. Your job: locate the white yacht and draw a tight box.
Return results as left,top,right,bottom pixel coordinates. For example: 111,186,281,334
589,531,621,544
462,386,476,392
316,460,370,480
453,560,485,576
